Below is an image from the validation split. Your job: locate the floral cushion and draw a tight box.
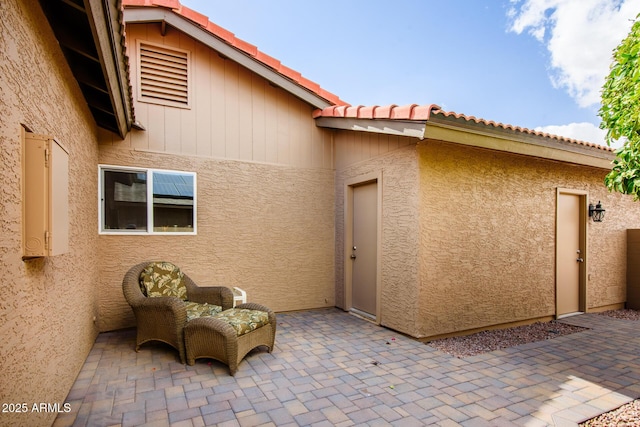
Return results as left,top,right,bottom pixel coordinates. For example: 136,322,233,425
139,262,187,300
213,308,270,336
185,301,223,321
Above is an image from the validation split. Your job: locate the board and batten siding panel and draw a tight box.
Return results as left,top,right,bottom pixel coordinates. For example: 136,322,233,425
299,101,314,167
264,83,280,164
179,94,197,155
252,74,267,163
224,59,240,159
276,90,290,165
238,66,254,160
164,103,182,153
178,30,197,155
209,47,227,158
290,100,301,167
147,103,166,151
194,41,212,157
106,23,333,169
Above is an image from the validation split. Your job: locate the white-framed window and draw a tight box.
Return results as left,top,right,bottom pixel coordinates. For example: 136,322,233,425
99,165,196,235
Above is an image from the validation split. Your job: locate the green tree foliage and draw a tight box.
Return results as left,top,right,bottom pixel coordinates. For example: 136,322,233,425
601,14,640,198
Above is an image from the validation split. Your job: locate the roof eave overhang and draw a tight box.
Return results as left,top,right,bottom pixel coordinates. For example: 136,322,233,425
315,117,427,140
123,7,334,110
425,114,615,170
40,0,133,138
86,0,133,138
316,114,614,169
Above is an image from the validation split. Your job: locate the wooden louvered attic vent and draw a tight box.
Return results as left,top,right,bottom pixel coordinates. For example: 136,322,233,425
138,42,190,108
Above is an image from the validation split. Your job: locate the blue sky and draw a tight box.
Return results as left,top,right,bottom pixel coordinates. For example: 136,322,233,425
180,0,637,147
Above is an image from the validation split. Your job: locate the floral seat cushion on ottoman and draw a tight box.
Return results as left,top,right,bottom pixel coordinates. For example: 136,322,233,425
184,302,276,375
185,301,223,321
212,308,270,336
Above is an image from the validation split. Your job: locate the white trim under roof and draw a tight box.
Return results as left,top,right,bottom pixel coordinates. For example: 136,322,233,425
124,7,334,110
315,117,427,140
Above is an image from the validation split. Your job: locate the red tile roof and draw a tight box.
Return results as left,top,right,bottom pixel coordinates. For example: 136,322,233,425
122,0,348,107
312,104,439,121
314,104,614,152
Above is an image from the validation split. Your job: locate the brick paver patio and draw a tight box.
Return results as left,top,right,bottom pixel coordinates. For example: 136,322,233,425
53,309,640,426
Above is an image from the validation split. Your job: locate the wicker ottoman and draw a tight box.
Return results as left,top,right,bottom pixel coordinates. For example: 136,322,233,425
184,302,276,375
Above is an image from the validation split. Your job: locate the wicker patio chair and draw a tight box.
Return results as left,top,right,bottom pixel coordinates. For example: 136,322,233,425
122,261,234,364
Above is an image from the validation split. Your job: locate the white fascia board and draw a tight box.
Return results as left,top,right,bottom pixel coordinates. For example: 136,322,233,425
124,8,333,109
88,0,133,137
315,117,427,139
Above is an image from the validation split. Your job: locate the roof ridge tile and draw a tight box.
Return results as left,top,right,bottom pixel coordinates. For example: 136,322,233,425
346,105,363,118
254,51,281,70
314,103,440,121
204,21,235,43
152,0,180,9
232,38,258,57
374,104,397,119
360,105,377,118
176,4,208,28
390,104,417,119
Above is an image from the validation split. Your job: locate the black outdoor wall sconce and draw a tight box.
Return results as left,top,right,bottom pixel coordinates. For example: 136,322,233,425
589,201,605,222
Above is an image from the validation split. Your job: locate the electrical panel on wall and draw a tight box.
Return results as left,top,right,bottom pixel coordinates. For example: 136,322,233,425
23,131,69,258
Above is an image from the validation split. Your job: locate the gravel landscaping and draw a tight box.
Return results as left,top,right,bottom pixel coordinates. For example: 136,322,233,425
427,309,640,358
580,399,640,426
426,320,587,358
596,308,640,321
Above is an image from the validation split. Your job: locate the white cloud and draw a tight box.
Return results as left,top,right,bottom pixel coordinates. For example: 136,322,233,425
534,122,623,148
508,0,637,108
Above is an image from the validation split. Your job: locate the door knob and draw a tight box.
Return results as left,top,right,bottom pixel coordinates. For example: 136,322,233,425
577,258,584,263
351,254,357,259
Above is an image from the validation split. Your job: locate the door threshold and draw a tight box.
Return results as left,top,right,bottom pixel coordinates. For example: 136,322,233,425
349,308,377,324
557,311,584,319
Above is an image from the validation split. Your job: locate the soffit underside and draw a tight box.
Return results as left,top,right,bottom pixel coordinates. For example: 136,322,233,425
39,0,133,138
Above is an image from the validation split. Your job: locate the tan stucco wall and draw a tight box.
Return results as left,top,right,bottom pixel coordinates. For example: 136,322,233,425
334,132,421,336
98,146,336,331
334,130,640,340
416,140,640,338
0,1,101,426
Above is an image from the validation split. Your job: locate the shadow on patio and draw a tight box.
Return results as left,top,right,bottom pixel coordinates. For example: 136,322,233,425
54,308,640,426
